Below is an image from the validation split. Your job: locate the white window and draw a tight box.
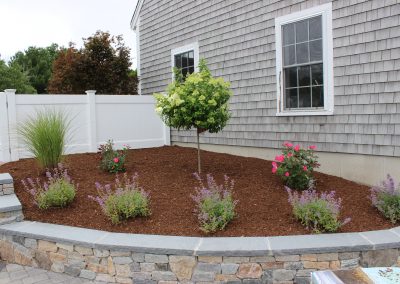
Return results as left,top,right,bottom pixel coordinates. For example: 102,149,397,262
275,3,334,116
171,42,199,80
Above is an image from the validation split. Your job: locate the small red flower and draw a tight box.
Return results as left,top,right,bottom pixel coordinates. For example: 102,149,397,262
285,172,290,177
294,145,300,152
272,167,277,174
303,165,308,171
309,145,317,150
113,157,119,163
275,155,285,162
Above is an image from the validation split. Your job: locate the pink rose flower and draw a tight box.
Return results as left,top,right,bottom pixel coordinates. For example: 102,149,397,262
275,155,285,162
285,172,290,177
287,152,293,157
113,157,119,163
294,145,300,152
283,141,293,148
309,145,317,150
303,165,308,171
272,161,277,168
272,167,277,174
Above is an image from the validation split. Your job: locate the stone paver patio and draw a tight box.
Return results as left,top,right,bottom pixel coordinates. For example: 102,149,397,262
0,262,96,284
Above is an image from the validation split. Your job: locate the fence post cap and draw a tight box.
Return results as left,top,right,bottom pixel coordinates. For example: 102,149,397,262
4,89,16,93
85,90,96,94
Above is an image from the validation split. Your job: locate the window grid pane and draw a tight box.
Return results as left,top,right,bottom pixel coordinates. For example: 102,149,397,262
174,50,196,79
282,15,324,110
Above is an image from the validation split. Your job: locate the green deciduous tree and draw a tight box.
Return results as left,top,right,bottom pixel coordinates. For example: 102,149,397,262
0,59,36,93
9,44,60,93
154,59,232,173
48,31,137,94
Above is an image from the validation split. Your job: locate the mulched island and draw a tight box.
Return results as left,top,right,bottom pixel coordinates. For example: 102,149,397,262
0,146,393,237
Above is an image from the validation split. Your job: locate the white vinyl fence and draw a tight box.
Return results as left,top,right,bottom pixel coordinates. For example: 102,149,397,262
0,89,170,163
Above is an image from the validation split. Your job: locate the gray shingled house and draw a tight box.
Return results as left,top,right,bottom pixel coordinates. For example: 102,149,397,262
130,0,400,185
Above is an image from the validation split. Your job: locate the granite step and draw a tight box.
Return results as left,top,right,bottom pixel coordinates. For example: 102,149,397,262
0,193,23,224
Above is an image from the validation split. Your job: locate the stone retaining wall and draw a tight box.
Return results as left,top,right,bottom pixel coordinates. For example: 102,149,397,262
1,232,400,283
1,172,400,283
0,173,14,195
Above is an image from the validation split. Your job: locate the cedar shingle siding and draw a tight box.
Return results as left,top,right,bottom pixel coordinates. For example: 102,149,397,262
138,0,400,157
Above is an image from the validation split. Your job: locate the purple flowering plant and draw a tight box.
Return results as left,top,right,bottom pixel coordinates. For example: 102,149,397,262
89,173,150,224
22,163,77,209
370,174,400,223
286,186,350,233
191,173,238,233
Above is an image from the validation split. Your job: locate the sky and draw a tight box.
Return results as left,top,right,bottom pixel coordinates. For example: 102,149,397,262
0,0,139,68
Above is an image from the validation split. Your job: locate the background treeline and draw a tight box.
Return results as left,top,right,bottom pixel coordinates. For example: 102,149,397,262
0,31,138,95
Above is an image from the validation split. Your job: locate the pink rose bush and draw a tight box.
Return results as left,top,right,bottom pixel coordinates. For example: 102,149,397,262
98,140,130,173
272,142,319,190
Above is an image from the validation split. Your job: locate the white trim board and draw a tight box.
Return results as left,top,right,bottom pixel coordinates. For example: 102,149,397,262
130,0,144,31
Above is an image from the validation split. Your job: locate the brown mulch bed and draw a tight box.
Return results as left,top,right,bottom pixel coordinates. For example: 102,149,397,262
0,146,393,237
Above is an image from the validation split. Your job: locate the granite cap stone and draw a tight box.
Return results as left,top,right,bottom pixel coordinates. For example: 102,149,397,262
0,173,13,184
0,221,400,256
0,194,22,212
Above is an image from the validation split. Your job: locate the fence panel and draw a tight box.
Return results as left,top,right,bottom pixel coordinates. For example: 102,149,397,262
0,91,170,163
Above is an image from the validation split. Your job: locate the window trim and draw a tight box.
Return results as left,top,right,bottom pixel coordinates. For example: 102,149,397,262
275,3,334,116
171,42,199,80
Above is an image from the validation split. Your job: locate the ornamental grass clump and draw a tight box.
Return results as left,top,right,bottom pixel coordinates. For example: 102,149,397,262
89,173,150,224
22,164,76,210
286,186,350,233
272,142,319,190
98,140,130,173
192,173,237,233
18,109,70,170
370,174,400,224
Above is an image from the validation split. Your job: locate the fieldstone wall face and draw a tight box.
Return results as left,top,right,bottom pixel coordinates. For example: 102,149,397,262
1,234,399,284
0,173,14,195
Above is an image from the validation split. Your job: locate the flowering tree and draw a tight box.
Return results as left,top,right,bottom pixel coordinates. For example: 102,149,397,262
154,59,232,173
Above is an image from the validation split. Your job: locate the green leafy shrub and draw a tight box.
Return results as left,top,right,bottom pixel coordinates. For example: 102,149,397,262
154,59,232,173
89,173,150,224
22,164,76,209
272,142,319,190
370,174,400,223
18,109,70,169
286,187,350,233
98,140,130,173
192,173,237,233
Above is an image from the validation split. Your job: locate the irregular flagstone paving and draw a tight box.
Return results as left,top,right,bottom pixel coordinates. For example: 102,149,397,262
0,262,97,284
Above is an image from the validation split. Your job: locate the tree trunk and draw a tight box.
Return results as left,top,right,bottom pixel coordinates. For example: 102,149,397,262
197,129,201,173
